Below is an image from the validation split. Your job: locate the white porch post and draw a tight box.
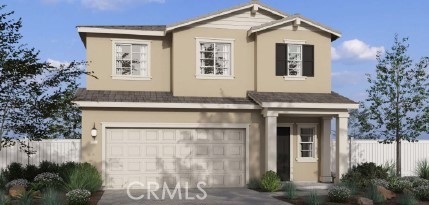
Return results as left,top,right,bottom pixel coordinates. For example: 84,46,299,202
263,110,278,172
320,117,332,182
335,113,349,183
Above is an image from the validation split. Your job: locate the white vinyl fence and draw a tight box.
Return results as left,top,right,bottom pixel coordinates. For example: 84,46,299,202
0,139,81,170
331,139,429,176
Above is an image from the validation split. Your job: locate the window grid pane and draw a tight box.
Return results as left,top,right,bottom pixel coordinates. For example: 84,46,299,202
199,42,231,76
300,127,315,158
115,43,148,77
287,44,303,77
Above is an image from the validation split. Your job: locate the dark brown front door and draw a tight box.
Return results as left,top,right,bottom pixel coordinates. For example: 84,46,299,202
277,127,291,181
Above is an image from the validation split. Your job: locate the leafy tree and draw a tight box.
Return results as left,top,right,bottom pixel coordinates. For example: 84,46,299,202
0,5,94,153
348,104,373,139
362,35,429,176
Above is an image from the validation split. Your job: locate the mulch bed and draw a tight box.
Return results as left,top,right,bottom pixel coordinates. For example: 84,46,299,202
90,190,104,205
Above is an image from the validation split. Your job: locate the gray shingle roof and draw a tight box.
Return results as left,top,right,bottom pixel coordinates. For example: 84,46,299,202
248,91,356,104
75,88,255,104
77,25,166,31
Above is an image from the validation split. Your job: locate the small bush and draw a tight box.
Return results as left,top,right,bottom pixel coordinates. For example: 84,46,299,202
259,171,281,192
66,189,91,205
398,193,418,205
339,181,359,195
0,170,6,191
388,178,413,193
17,190,33,205
371,179,389,188
306,190,321,205
328,185,351,203
5,179,29,190
23,164,39,182
38,161,59,174
33,172,63,190
59,162,79,183
383,161,397,178
416,159,429,180
341,162,388,189
414,185,429,201
284,182,297,199
3,162,24,181
66,163,102,193
41,188,64,205
0,190,10,205
366,185,385,204
247,178,260,190
411,178,429,188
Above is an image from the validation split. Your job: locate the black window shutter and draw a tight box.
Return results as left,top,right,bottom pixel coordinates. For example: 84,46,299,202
276,43,287,76
302,45,314,77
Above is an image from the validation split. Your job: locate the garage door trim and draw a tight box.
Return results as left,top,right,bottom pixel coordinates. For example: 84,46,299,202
100,122,250,189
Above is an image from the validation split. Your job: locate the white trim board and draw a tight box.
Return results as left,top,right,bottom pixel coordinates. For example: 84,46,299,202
100,122,251,188
77,27,165,37
260,102,359,109
74,101,261,109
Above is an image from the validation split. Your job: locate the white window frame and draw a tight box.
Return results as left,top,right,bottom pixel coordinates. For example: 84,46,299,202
111,39,152,81
296,123,318,163
283,39,307,81
195,37,235,80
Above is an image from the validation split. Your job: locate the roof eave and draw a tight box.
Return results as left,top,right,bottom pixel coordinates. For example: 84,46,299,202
76,27,166,37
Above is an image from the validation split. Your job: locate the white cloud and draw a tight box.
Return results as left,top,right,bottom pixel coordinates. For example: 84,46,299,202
41,0,165,10
47,58,70,68
332,39,384,62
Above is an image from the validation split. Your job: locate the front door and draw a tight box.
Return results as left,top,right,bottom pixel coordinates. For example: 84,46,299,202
277,127,290,181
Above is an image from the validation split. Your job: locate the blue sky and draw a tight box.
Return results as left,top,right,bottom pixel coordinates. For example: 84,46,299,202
3,0,429,103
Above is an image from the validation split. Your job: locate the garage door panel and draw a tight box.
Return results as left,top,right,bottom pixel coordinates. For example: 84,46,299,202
106,128,246,189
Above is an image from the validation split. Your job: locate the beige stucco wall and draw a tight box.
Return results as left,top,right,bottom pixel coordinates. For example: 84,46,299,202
85,33,171,92
172,27,255,98
256,26,332,93
82,109,325,182
278,116,321,182
81,109,264,179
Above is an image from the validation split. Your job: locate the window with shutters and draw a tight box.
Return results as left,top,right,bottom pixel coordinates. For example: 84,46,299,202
111,39,151,80
296,124,318,162
276,40,314,79
196,38,234,79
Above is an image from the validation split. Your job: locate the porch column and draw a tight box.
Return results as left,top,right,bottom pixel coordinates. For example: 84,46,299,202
263,110,278,172
335,113,349,183
320,117,332,183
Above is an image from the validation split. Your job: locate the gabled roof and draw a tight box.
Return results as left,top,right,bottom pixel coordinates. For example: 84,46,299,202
248,14,341,40
166,1,289,32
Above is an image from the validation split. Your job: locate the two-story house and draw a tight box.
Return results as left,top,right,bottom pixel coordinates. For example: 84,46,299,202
74,1,358,189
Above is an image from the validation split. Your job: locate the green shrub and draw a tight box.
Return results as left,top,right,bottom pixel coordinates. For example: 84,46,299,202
371,178,389,188
414,185,429,201
366,185,385,204
0,190,10,205
0,170,6,191
339,181,359,195
383,161,397,178
5,179,29,190
328,185,351,203
388,178,413,193
66,163,102,193
23,164,39,182
41,188,64,205
33,172,64,191
305,190,321,205
341,162,388,189
17,190,33,205
284,182,297,199
59,162,79,183
247,178,260,190
416,159,429,180
3,162,24,181
66,189,90,205
411,178,429,188
398,193,418,205
259,171,281,192
38,161,59,174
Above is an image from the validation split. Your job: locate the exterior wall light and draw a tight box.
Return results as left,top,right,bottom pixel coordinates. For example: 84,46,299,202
91,123,97,140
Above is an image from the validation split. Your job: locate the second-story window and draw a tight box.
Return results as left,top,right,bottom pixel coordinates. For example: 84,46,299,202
276,42,314,78
287,44,302,76
196,38,234,79
112,39,151,80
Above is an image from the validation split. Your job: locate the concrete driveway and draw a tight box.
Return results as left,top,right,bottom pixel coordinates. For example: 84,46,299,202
98,188,291,205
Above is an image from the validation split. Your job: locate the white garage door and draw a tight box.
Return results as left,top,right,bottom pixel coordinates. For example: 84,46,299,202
105,128,246,189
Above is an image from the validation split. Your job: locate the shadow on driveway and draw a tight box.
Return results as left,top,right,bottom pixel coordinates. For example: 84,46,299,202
98,188,291,205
